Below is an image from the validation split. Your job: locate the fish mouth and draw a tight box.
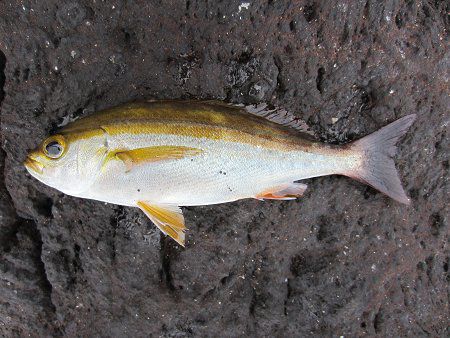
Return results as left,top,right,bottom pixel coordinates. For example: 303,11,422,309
24,156,44,174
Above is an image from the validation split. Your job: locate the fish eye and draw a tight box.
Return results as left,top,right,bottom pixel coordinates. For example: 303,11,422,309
43,136,66,159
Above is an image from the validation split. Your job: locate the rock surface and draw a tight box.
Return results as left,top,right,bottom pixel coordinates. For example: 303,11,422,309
0,0,448,336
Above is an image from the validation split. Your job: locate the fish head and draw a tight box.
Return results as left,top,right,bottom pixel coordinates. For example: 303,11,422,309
24,132,107,195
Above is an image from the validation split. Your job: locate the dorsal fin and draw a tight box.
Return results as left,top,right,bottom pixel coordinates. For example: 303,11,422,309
243,103,313,135
195,100,314,136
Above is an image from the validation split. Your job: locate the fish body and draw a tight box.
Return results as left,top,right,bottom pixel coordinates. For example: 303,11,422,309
25,101,416,245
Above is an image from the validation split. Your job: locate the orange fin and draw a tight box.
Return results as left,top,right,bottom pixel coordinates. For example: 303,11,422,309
137,201,186,247
255,182,307,200
113,146,203,172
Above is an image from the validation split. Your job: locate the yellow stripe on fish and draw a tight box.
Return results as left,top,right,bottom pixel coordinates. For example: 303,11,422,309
60,101,314,151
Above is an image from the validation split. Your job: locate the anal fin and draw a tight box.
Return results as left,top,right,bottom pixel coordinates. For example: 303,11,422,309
137,201,186,246
255,182,307,200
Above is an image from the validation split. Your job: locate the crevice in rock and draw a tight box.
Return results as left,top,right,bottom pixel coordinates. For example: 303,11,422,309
28,219,58,313
0,215,61,335
30,220,62,336
249,288,257,316
316,66,325,94
303,3,317,22
273,56,285,96
33,194,54,219
283,278,291,316
373,308,383,333
159,236,175,291
109,206,125,263
429,212,443,236
0,147,15,228
0,50,5,107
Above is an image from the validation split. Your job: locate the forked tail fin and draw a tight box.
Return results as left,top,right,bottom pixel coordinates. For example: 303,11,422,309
346,114,416,204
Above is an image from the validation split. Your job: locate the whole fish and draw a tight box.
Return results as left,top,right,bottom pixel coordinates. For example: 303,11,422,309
24,100,416,246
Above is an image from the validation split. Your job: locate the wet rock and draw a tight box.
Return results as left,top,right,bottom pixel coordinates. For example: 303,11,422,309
0,0,448,336
56,2,87,29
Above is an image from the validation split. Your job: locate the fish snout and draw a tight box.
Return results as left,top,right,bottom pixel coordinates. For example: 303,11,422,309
24,154,44,174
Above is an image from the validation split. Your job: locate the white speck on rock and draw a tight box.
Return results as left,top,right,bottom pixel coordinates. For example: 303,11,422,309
238,2,250,13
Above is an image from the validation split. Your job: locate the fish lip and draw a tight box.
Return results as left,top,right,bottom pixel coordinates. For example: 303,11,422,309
24,156,44,174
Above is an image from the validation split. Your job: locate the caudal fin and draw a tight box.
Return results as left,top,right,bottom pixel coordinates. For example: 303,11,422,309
346,114,416,204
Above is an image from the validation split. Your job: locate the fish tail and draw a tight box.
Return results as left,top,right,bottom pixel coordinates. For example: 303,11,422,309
345,114,416,204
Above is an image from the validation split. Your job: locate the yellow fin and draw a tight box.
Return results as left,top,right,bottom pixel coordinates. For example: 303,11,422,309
137,201,186,247
255,182,307,200
113,146,203,171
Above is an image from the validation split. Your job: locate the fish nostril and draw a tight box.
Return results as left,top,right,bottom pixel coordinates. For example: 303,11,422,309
24,154,33,164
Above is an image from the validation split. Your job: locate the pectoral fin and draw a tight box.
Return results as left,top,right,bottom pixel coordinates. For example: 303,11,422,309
255,182,307,200
113,146,203,172
137,201,186,246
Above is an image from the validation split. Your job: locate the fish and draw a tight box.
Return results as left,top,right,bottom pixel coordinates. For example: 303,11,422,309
24,100,416,246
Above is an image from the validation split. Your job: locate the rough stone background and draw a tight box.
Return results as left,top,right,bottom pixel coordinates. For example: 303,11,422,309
0,0,448,336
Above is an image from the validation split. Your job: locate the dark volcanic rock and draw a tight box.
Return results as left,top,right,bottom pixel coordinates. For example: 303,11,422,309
0,1,448,336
